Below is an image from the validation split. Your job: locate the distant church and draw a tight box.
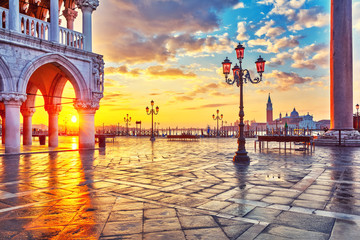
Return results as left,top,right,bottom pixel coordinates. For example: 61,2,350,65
260,94,328,130
266,94,317,129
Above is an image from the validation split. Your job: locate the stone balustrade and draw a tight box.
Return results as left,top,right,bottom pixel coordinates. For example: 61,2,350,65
20,13,50,40
0,11,85,50
0,7,8,29
59,27,84,50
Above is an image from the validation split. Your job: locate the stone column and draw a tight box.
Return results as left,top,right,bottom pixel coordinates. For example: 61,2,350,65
74,100,99,149
45,105,62,147
62,8,78,30
21,108,36,145
0,110,5,144
9,0,20,32
0,94,27,153
50,0,60,42
76,0,99,51
330,0,353,130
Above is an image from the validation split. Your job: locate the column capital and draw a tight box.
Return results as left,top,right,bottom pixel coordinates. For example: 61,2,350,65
0,93,27,106
63,8,78,21
45,104,62,115
74,100,99,114
20,107,36,117
75,0,99,12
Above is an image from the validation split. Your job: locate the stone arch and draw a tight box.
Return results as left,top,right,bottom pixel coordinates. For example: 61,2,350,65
0,56,12,92
18,53,89,100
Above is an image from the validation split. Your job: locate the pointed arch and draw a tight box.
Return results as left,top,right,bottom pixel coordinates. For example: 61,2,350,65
18,53,90,100
0,56,12,92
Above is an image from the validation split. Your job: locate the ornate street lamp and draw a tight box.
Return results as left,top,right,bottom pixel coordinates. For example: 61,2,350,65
356,104,359,131
146,100,159,141
222,42,266,162
124,114,131,136
212,109,223,137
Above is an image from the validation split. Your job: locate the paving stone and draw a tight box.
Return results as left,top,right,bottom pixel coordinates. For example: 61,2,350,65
184,227,229,240
244,207,282,222
264,224,329,240
144,208,177,219
274,211,335,233
220,203,255,216
102,221,143,236
222,224,253,238
179,215,218,229
197,200,232,211
143,230,186,240
262,196,294,205
108,210,143,222
329,219,360,240
144,217,182,232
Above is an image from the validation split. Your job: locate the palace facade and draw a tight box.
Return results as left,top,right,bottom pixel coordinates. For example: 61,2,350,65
0,0,104,152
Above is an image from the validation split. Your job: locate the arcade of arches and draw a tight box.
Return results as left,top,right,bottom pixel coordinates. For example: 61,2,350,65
0,0,103,153
0,52,104,153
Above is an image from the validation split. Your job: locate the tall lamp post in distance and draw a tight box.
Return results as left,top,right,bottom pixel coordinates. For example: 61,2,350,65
356,104,359,131
222,42,266,162
146,100,159,141
212,109,223,137
124,114,131,136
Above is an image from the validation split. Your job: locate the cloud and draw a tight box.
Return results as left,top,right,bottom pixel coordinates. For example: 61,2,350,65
168,33,235,57
146,66,196,78
291,43,329,69
105,65,141,76
94,0,238,63
257,1,328,32
264,70,312,91
233,2,245,9
188,83,219,96
236,21,249,41
248,35,300,53
183,103,232,110
268,43,329,69
354,2,360,33
288,8,329,31
255,20,285,38
268,52,292,67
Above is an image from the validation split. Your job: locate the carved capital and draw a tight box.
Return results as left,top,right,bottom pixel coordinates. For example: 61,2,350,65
45,105,62,115
20,107,36,117
74,99,99,114
62,8,78,21
0,93,27,105
75,0,99,12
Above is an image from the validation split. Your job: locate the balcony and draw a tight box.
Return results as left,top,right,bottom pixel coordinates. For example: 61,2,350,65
0,6,84,50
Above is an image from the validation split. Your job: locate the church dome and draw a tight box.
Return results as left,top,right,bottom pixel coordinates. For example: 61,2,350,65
290,108,299,118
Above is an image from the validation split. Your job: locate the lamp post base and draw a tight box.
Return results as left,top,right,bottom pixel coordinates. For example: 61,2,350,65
233,151,250,162
150,136,156,141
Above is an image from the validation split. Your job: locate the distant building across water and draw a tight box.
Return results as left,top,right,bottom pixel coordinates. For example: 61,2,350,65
250,94,330,131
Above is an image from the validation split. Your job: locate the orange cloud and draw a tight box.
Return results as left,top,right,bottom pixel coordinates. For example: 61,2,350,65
146,66,196,78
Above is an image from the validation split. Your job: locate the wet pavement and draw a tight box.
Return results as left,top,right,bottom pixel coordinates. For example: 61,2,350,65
0,136,359,239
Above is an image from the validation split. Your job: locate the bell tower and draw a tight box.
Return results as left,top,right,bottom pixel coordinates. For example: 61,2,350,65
266,93,273,124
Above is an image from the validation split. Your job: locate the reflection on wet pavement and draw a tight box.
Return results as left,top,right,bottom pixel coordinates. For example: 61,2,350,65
0,136,359,239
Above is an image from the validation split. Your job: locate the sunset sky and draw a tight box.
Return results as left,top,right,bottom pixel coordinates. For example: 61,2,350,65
32,0,360,129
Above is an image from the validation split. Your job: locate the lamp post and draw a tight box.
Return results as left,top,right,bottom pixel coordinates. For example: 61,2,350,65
146,100,159,141
356,104,359,131
222,42,266,162
124,114,131,136
212,109,223,137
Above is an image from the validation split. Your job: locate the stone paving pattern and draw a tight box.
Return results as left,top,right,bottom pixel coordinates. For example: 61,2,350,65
0,137,359,239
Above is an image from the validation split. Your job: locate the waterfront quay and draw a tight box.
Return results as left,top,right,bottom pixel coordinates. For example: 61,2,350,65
0,136,359,239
